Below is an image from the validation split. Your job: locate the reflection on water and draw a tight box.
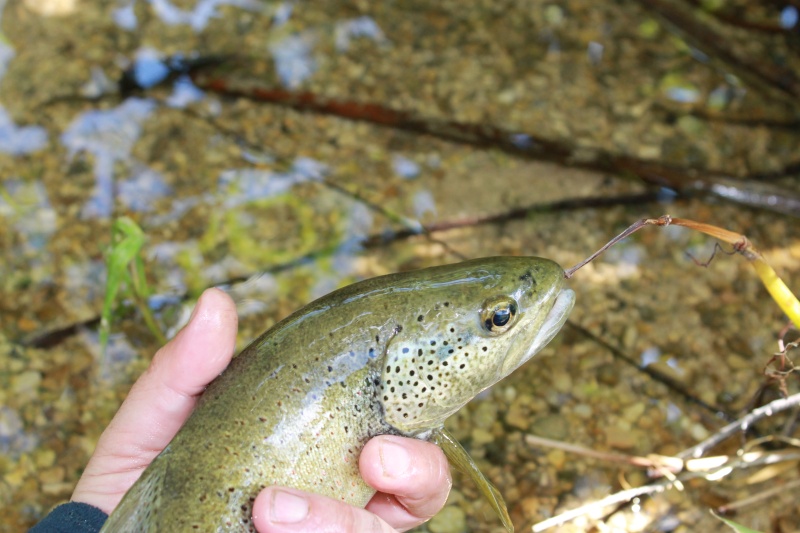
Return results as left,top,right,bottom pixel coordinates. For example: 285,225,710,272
149,0,261,32
117,164,171,212
0,108,47,155
61,98,156,218
94,332,139,383
0,179,56,252
0,32,14,80
218,157,326,208
124,48,172,89
412,189,436,220
334,16,388,52
391,154,421,179
112,1,136,30
781,6,799,28
269,32,317,89
0,406,38,459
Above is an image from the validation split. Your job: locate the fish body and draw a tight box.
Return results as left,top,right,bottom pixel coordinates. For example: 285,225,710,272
101,256,575,532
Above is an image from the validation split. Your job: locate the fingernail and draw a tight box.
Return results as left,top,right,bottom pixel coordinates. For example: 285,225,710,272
380,439,411,478
270,489,309,523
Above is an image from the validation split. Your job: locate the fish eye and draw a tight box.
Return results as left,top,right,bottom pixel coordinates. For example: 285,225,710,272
480,296,519,335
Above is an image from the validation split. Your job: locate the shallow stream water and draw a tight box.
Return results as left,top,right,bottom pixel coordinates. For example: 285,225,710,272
1,1,799,531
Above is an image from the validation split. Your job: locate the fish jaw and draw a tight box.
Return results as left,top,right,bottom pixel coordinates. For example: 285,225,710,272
500,287,575,376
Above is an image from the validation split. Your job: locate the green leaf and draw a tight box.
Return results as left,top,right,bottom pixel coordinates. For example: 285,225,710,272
711,511,763,533
100,217,146,352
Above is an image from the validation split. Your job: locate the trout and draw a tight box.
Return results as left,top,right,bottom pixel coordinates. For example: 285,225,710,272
101,256,575,532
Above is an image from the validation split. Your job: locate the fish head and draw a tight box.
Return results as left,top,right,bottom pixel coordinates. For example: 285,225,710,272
379,256,575,434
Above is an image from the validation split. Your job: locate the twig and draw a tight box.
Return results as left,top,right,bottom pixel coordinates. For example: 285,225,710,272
525,434,800,477
524,434,684,472
638,0,800,104
678,392,800,459
531,434,800,530
717,477,800,514
531,480,675,532
188,67,800,217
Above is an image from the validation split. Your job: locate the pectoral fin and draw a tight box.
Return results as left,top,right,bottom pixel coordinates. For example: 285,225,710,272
430,428,514,533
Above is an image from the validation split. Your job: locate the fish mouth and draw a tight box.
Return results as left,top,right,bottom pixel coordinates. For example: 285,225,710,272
525,288,576,359
500,287,575,376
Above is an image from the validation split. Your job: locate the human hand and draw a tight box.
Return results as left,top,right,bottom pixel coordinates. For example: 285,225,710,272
72,288,452,532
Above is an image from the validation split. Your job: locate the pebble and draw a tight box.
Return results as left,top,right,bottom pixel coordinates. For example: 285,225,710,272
471,427,495,446
473,401,498,431
604,426,638,450
689,422,710,441
551,371,573,394
34,449,56,469
428,505,467,533
546,448,566,470
12,371,41,398
505,396,532,430
530,414,569,441
38,466,65,485
572,403,593,419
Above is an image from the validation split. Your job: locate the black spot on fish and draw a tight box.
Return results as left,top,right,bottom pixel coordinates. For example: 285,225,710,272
444,302,450,307
430,340,436,346
327,366,333,372
418,315,424,322
519,271,533,282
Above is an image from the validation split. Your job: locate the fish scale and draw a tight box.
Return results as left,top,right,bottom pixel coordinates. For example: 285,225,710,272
100,256,575,532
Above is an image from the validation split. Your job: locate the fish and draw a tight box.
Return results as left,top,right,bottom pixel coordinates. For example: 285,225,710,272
100,256,575,532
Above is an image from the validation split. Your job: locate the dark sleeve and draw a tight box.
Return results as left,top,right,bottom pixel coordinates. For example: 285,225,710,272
29,502,107,533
